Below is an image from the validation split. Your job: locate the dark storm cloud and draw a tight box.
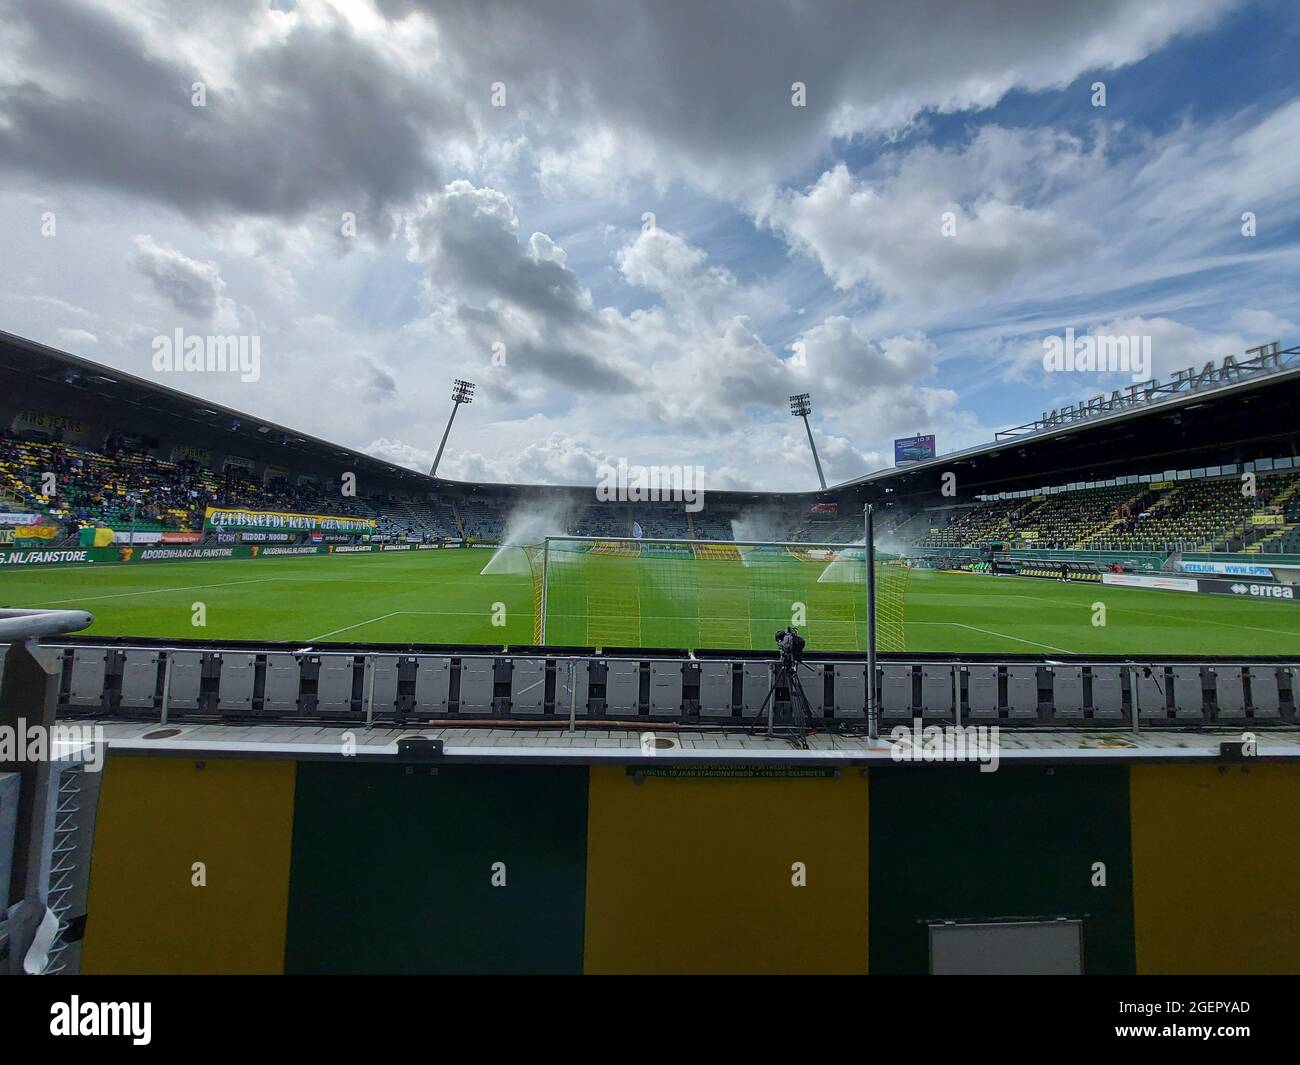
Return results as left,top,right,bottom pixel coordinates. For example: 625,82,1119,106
0,0,450,218
399,0,1232,189
364,360,399,400
406,181,638,394
0,0,1232,219
428,214,590,324
452,295,638,396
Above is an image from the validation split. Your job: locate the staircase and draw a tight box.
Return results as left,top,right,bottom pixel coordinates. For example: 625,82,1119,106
1237,478,1300,552
1270,476,1300,511
1245,524,1293,553
397,499,435,537
1079,487,1149,547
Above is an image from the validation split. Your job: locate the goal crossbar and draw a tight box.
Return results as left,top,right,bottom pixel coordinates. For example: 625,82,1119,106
541,534,868,550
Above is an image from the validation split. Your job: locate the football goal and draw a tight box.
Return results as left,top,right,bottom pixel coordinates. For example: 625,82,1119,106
523,535,908,652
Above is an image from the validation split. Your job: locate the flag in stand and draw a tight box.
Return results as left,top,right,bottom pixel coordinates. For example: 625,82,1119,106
632,520,644,539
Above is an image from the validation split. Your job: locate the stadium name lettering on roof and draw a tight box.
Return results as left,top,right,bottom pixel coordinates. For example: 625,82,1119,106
1037,342,1283,431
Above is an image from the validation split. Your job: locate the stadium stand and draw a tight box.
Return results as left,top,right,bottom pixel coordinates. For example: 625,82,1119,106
914,471,1300,553
1100,472,1300,551
0,432,436,542
1,434,208,532
2,331,1298,565
5,428,807,547
918,500,1016,548
7,422,1300,560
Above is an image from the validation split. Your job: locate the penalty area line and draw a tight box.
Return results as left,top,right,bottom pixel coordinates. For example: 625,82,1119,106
40,577,280,605
910,621,1074,654
304,608,496,641
306,612,405,641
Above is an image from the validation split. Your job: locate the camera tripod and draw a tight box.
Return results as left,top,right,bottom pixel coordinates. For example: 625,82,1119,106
749,654,822,749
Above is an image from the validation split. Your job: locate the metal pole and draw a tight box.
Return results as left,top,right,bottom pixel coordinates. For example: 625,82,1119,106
1129,664,1140,737
801,414,827,490
129,497,138,546
429,401,460,478
160,653,173,726
1,639,59,973
865,503,877,741
364,656,376,731
539,537,550,645
766,661,776,738
567,659,577,733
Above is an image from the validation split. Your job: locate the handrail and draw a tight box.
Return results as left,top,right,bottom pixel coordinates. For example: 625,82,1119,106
0,607,94,641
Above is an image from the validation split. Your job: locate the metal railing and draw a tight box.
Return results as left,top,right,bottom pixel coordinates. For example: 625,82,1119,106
0,608,94,642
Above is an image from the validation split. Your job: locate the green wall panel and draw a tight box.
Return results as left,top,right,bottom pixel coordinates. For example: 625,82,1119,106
285,762,588,974
869,765,1135,974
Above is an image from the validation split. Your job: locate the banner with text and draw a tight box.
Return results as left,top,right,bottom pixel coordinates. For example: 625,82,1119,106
203,507,376,534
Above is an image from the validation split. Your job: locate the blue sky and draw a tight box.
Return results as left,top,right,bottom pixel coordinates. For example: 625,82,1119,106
1,0,1297,490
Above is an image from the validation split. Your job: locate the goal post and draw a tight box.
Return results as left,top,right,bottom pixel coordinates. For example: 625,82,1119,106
525,535,908,652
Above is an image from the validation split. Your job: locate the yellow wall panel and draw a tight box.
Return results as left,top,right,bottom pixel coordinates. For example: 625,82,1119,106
584,767,869,974
1131,763,1300,974
82,755,296,974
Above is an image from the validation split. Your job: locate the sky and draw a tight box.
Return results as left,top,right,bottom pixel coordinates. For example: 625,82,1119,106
1,0,1298,491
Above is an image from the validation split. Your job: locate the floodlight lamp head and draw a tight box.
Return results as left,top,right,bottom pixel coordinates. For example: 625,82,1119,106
451,379,476,404
789,393,812,417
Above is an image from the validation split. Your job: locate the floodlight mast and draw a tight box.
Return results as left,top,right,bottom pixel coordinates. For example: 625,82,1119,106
864,502,878,741
430,379,475,477
790,392,827,490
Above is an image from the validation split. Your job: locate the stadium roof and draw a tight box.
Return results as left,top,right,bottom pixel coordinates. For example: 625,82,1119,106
833,341,1300,499
0,328,435,490
0,328,822,504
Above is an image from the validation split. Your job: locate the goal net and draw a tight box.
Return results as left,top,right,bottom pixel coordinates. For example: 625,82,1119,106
525,536,908,652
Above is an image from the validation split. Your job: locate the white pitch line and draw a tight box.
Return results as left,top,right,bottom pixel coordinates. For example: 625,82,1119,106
306,612,405,642
953,622,1073,654
1110,604,1300,641
547,611,860,624
304,608,514,641
940,584,1300,642
911,620,1074,654
37,577,280,605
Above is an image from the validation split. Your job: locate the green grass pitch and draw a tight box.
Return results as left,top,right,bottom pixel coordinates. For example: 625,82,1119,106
2,549,1297,656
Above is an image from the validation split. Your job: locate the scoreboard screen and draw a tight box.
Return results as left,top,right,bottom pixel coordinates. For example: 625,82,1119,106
894,434,936,464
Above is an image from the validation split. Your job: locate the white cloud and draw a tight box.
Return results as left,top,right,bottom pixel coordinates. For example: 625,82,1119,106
130,235,238,326
366,436,433,473
431,427,615,485
760,130,1100,307
56,327,98,347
